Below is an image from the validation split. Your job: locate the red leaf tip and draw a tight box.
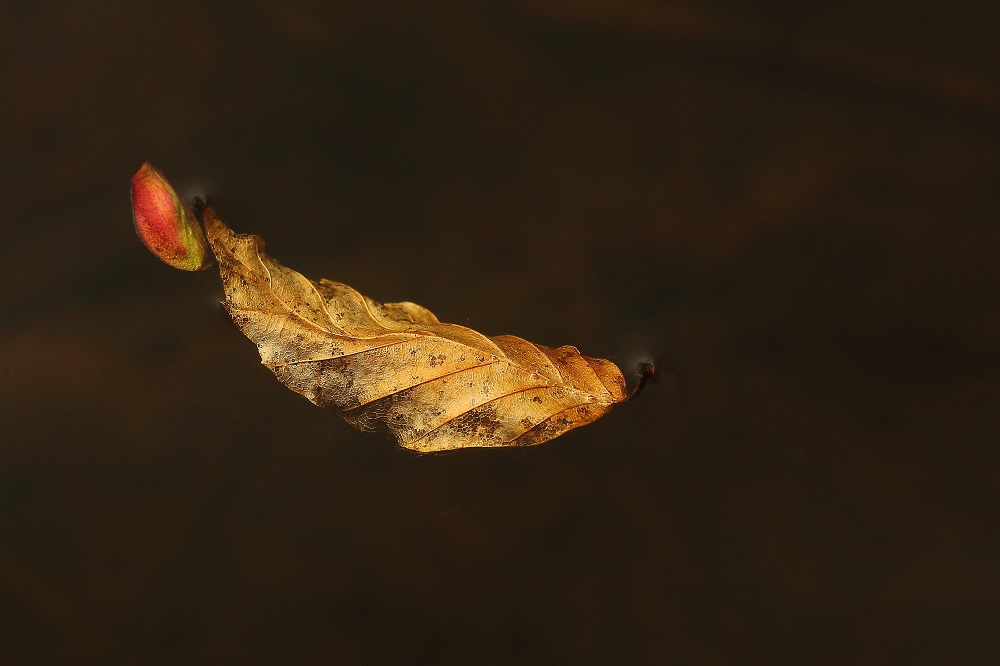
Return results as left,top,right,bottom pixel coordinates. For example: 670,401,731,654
131,162,211,271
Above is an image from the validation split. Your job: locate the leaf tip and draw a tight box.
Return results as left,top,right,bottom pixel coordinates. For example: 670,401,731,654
131,162,212,271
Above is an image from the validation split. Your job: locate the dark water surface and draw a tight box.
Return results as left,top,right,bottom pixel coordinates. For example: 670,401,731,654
2,2,999,663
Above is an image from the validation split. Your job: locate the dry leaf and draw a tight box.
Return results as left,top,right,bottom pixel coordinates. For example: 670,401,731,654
201,207,642,452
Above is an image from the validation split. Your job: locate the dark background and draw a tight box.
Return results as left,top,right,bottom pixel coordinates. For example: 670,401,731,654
2,1,999,663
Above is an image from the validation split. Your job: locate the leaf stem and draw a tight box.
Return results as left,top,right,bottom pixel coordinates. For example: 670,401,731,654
625,361,656,401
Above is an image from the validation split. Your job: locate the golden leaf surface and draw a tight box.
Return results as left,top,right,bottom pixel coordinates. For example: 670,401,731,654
203,208,630,452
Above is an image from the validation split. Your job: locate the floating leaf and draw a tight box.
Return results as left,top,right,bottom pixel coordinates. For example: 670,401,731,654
202,207,643,452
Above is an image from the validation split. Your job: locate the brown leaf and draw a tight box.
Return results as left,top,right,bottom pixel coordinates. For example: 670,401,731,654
203,208,631,452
